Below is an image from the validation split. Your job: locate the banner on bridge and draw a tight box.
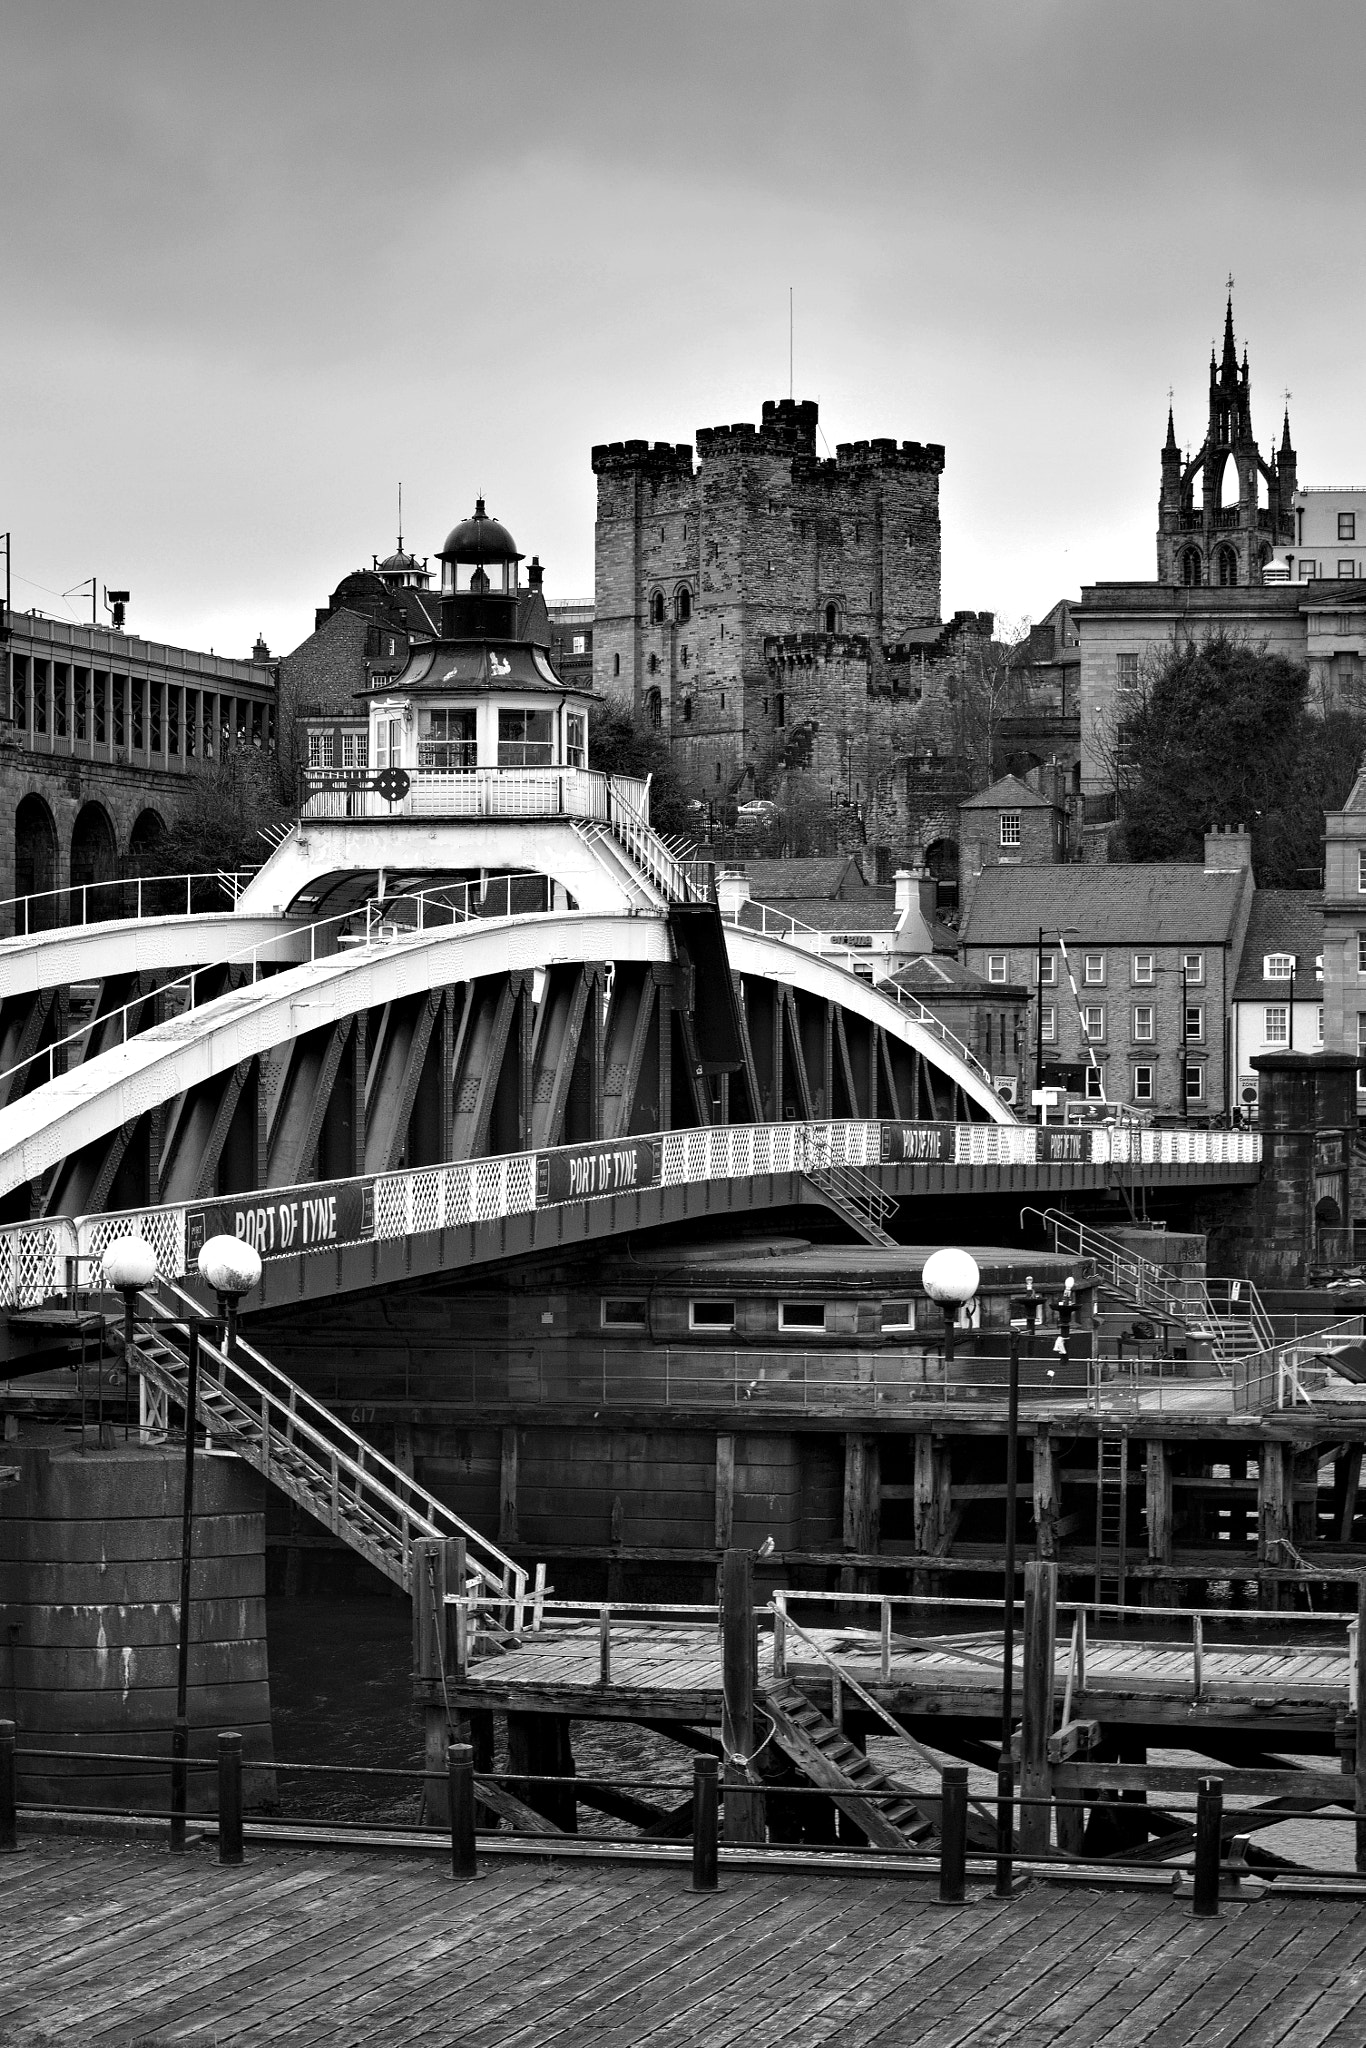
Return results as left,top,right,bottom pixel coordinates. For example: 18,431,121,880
188,1179,376,1265
536,1138,661,1206
879,1124,952,1164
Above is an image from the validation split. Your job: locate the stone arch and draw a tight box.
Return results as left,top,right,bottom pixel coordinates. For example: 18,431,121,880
1216,451,1240,510
824,600,842,634
70,802,119,914
650,591,665,626
15,792,59,933
645,688,662,730
674,585,692,624
1180,547,1203,588
128,808,167,870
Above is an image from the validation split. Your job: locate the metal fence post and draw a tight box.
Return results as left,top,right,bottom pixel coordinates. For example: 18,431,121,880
691,1754,719,1891
449,1741,477,1880
1192,1775,1223,1917
217,1731,243,1865
0,1719,17,1854
939,1765,968,1903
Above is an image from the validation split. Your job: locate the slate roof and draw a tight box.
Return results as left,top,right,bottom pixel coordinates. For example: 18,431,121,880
1232,890,1324,1000
960,864,1251,945
737,898,898,935
958,773,1061,813
743,856,869,900
887,955,1018,996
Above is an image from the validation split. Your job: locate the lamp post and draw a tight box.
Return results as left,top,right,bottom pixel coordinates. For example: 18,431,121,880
166,1234,262,1850
100,1236,158,1443
922,1247,981,1371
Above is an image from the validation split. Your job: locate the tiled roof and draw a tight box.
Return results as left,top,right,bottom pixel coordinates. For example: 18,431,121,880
742,856,868,900
958,773,1060,812
738,899,898,934
960,863,1250,945
887,955,1008,995
1232,890,1324,999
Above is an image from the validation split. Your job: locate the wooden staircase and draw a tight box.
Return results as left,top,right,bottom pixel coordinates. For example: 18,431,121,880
123,1275,528,1610
762,1676,939,1850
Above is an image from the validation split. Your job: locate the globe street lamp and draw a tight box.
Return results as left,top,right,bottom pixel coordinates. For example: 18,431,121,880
101,1235,157,1443
921,1247,980,1368
197,1234,263,1360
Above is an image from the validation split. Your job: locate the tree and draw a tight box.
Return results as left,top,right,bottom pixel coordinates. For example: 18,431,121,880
587,699,697,837
1108,633,1366,886
146,748,294,880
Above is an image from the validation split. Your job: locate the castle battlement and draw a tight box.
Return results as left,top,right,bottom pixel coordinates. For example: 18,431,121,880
591,439,694,478
763,631,872,663
833,439,945,475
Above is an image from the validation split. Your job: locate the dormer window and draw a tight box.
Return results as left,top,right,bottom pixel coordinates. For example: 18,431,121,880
1264,953,1296,979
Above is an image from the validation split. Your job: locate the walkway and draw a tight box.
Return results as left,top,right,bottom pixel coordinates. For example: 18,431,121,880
2,1835,1364,2045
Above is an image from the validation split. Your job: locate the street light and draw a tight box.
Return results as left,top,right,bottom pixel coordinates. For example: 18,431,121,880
922,1247,980,1367
101,1235,157,1442
167,1234,262,1850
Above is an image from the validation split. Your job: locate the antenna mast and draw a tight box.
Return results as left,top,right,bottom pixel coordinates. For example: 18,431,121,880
789,287,793,401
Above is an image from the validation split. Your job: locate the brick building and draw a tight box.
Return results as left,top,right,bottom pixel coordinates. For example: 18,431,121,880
0,607,276,925
591,397,992,846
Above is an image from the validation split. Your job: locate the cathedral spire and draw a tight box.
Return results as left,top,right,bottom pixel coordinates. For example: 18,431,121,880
1165,402,1178,453
1221,292,1238,377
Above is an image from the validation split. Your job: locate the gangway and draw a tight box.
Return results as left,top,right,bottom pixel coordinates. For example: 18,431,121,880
122,1270,529,1613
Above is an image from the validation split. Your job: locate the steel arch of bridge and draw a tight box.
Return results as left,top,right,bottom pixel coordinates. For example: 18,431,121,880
0,908,1012,1218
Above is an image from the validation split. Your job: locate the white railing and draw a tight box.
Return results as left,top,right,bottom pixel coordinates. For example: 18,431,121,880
299,765,651,826
0,1119,1263,1311
0,869,251,935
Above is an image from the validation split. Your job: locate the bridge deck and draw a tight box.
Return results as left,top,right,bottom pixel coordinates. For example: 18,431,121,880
452,1621,1351,1728
5,1836,1366,2045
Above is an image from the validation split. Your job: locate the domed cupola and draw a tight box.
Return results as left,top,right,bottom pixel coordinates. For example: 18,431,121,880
438,498,523,638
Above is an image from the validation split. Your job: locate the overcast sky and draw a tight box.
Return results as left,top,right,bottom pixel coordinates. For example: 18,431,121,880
4,1,1365,659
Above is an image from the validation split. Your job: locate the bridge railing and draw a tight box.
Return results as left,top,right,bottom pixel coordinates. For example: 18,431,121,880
0,1119,1262,1310
0,869,251,937
299,765,652,825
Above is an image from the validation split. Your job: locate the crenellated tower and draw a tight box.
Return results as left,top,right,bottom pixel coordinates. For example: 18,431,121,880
1157,297,1295,588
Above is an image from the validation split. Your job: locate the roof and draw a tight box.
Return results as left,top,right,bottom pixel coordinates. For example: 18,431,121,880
742,856,869,901
603,1239,1086,1288
960,863,1251,946
440,499,521,563
888,955,1018,996
958,774,1060,813
736,899,899,936
1233,890,1324,1000
376,639,593,701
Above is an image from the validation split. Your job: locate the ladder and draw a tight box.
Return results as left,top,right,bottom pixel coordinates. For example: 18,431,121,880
806,1163,899,1249
1095,1432,1129,1609
122,1274,529,1613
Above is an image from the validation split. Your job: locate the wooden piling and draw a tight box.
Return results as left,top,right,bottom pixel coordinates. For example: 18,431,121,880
1356,1578,1366,1876
0,1719,16,1854
691,1755,719,1891
1019,1559,1057,1854
721,1546,762,1844
217,1731,243,1866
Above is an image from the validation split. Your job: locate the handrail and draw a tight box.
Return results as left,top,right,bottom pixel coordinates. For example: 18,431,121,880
134,1272,524,1598
0,868,251,932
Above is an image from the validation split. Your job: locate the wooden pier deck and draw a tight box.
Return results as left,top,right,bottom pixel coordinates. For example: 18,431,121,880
4,1834,1366,2045
451,1620,1352,1732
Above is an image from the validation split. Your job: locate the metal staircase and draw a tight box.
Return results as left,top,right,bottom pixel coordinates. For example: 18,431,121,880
806,1163,899,1249
1028,1206,1273,1370
123,1274,527,1611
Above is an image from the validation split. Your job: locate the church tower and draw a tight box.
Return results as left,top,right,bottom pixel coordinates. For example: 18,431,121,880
1156,296,1295,587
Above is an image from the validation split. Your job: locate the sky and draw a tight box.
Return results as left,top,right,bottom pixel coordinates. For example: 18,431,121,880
5,0,1366,660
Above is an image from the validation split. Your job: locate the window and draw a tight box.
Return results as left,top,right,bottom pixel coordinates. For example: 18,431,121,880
774,692,784,727
1300,560,1316,580
565,712,587,768
342,729,368,769
1264,1005,1288,1045
1317,1005,1325,1046
1083,1005,1105,1040
680,646,689,667
1341,513,1357,542
646,688,662,730
779,1302,828,1331
881,1301,915,1331
306,730,334,770
1036,955,1057,985
1084,1066,1105,1100
1040,1005,1056,1042
999,811,1021,847
647,653,658,674
1132,954,1154,983
825,602,839,633
1133,1006,1154,1041
613,652,620,677
1180,549,1202,588
420,707,477,769
675,588,691,623
690,1300,735,1331
1084,955,1105,984
1358,850,1366,894
1358,932,1366,975
1216,548,1238,587
1340,561,1357,579
650,592,665,624
1116,652,1139,692
1185,1005,1204,1042
1181,952,1203,984
1132,1065,1154,1103
682,696,692,724
601,1298,646,1328
571,634,587,655
497,707,553,767
1185,1063,1204,1102
1264,953,1295,980
988,955,1007,984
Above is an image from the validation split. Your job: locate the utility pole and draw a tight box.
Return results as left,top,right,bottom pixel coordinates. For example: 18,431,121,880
1181,960,1189,1126
1035,926,1045,1122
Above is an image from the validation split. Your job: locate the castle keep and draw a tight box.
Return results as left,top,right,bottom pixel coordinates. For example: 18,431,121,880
592,399,989,832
